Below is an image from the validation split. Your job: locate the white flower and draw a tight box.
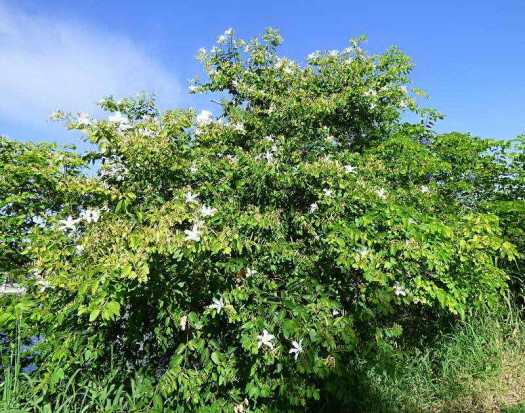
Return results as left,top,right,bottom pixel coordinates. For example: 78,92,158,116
189,162,198,173
344,165,356,173
393,284,407,297
208,297,224,313
38,280,50,293
58,216,79,231
246,268,257,277
310,202,319,213
420,185,430,193
289,339,303,360
364,89,377,97
400,86,408,94
218,34,228,44
326,135,336,144
76,112,92,126
184,224,202,242
188,85,199,93
257,329,275,349
283,66,294,75
196,110,213,126
323,188,332,197
200,205,217,217
358,247,369,257
376,188,387,199
88,210,100,223
185,192,199,204
231,123,245,132
262,152,274,162
370,103,377,110
80,209,100,223
264,135,274,142
75,245,84,255
193,219,205,228
180,315,188,330
108,111,129,124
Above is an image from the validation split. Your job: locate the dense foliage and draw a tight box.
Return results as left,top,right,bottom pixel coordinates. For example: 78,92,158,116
0,139,84,282
1,29,524,412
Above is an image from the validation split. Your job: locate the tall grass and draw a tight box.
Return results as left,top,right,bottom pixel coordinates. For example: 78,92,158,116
2,319,23,411
1,330,161,413
340,303,525,412
1,368,162,413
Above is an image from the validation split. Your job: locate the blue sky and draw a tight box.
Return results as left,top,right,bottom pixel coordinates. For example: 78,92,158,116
1,0,524,146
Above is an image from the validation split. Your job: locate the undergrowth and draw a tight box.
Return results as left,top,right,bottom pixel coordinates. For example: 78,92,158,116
329,302,525,413
2,303,524,412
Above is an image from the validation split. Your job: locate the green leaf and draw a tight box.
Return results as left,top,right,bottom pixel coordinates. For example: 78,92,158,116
107,301,121,316
211,351,221,365
89,309,101,322
121,264,133,277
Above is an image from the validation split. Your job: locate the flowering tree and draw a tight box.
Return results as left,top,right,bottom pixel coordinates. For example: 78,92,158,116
1,29,522,411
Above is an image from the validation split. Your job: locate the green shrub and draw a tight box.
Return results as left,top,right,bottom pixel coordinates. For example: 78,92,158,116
0,28,523,412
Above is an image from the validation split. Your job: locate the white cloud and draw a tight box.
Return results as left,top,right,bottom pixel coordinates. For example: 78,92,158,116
0,3,180,126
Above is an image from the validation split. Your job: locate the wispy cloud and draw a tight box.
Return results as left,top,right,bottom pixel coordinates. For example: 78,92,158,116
0,3,180,128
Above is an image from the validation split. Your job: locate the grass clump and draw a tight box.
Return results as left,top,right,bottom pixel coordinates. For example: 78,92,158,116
339,304,525,413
